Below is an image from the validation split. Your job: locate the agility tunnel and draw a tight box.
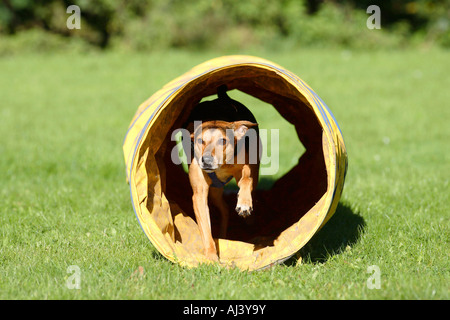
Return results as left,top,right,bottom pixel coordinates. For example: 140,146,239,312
123,55,347,271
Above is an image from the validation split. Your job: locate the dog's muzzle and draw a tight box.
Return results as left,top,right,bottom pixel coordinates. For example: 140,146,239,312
200,154,217,171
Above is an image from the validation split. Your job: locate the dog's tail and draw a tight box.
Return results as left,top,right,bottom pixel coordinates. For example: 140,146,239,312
217,85,230,101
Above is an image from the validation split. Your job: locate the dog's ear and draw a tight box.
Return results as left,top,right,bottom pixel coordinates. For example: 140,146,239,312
233,121,258,140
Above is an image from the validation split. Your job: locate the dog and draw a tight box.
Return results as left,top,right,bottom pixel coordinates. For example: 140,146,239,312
185,85,260,261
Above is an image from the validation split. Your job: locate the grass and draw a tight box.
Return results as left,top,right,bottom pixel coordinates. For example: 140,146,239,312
0,48,449,299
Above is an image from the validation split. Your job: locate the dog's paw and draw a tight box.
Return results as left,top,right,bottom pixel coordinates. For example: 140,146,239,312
204,247,219,262
235,204,253,218
206,253,219,262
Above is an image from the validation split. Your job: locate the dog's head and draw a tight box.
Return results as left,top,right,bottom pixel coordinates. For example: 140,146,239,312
190,120,258,172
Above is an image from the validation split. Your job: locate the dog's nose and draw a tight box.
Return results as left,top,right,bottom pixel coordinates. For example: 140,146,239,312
201,154,214,166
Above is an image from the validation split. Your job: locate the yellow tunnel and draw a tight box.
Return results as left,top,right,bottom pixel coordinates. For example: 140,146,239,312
123,55,347,271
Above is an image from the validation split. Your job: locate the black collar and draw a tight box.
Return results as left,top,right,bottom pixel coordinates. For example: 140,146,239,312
208,171,232,188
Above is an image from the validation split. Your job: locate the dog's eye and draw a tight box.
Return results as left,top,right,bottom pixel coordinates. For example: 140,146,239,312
217,138,227,146
197,138,204,145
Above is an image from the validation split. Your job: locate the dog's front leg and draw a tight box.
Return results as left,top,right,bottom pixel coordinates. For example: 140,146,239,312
189,160,219,262
235,164,254,217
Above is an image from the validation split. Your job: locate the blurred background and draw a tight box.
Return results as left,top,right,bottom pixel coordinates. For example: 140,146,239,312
0,0,448,54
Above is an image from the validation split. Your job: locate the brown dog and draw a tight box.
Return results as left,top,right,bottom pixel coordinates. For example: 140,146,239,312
186,86,260,261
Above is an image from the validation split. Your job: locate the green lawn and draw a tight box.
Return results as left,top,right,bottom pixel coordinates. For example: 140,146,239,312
0,49,448,299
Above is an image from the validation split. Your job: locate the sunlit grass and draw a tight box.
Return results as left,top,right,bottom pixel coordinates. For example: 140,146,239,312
0,48,448,299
